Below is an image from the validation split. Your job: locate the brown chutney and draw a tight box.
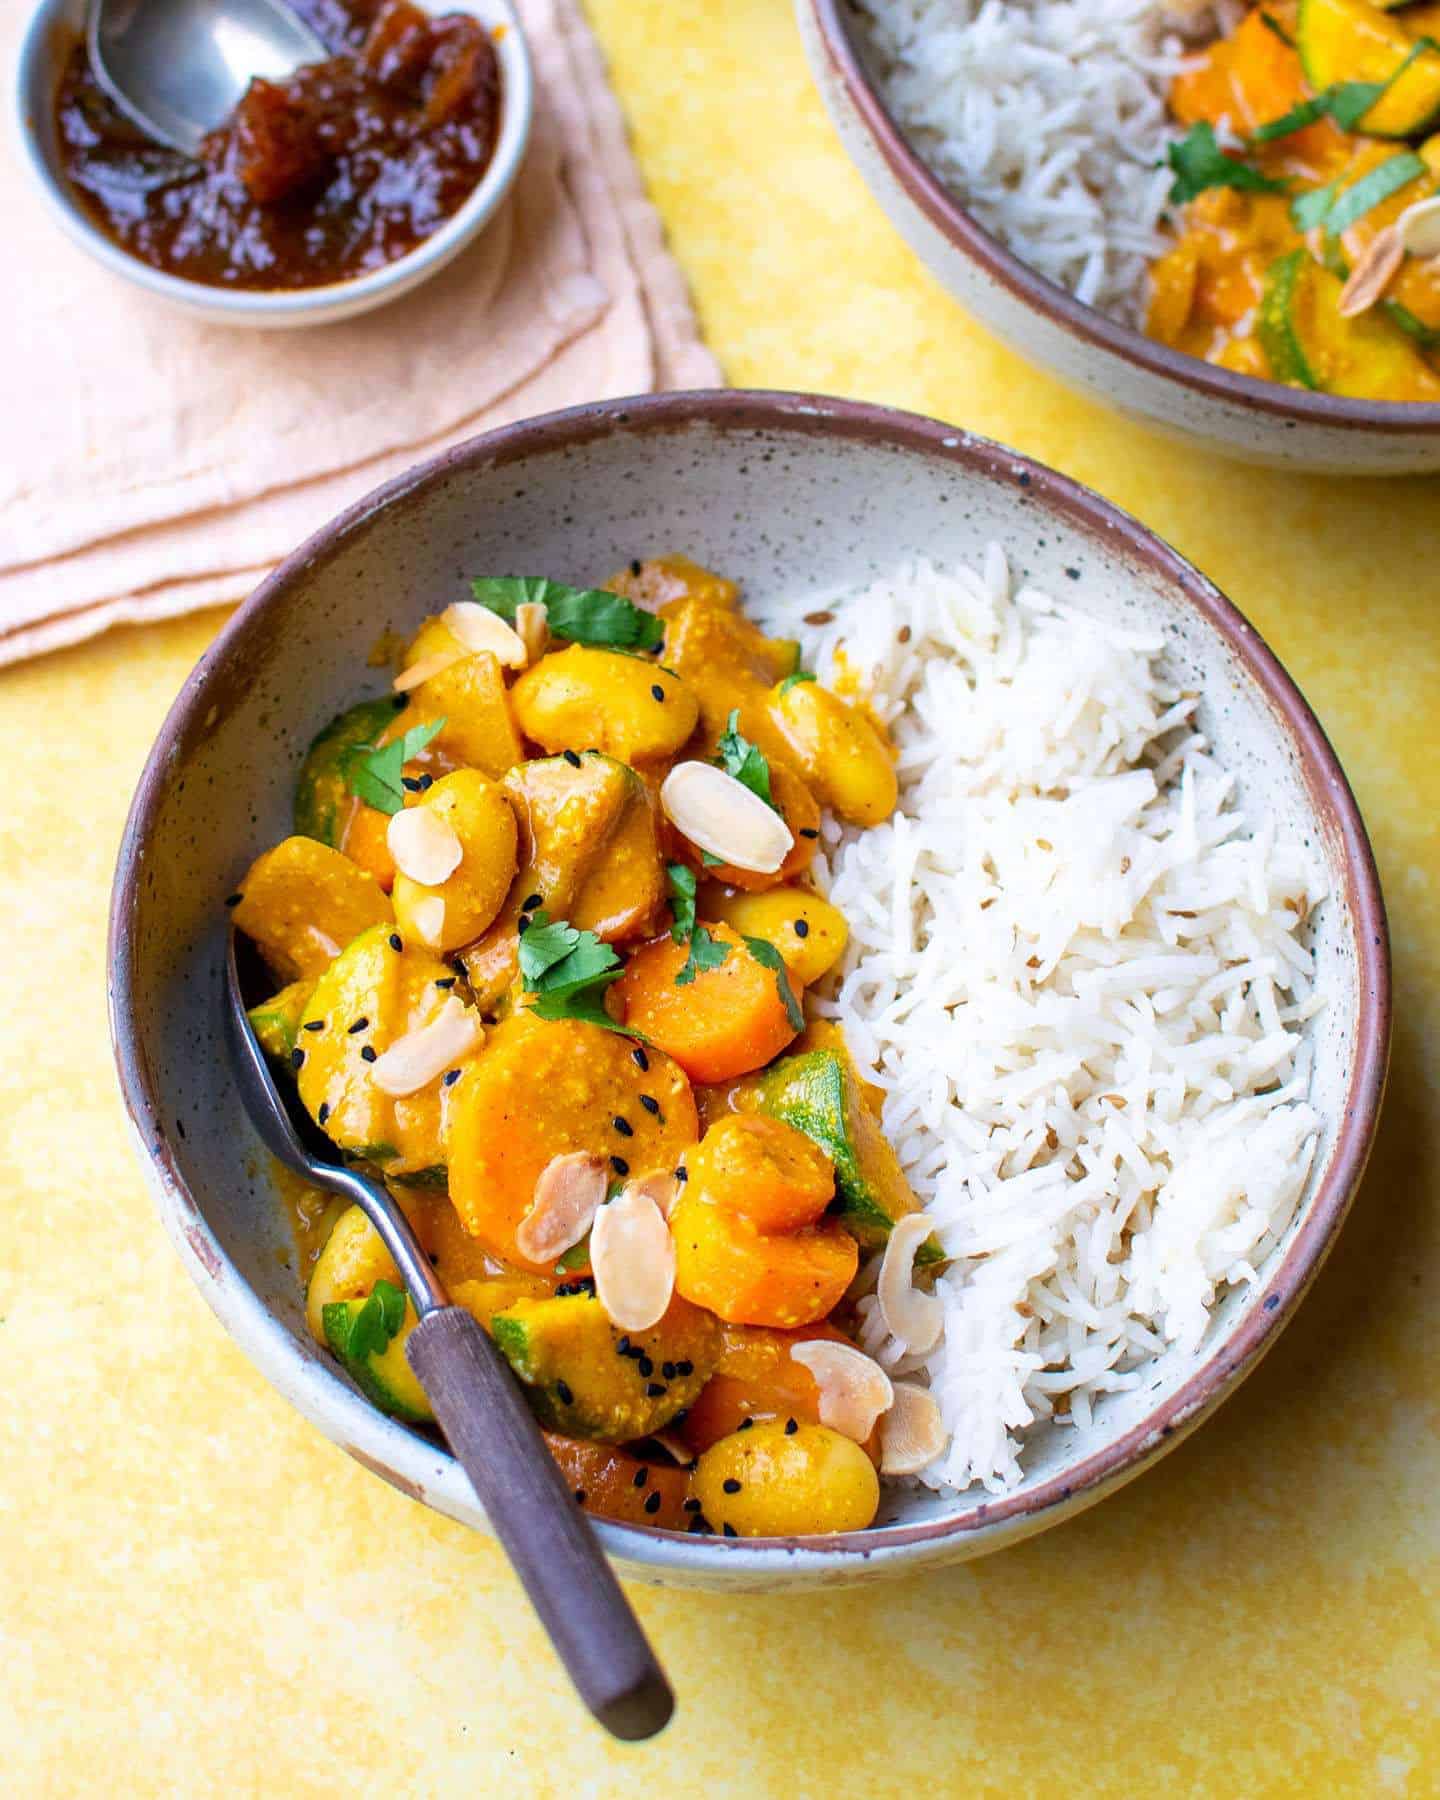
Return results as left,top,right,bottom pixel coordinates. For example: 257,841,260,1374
53,0,502,292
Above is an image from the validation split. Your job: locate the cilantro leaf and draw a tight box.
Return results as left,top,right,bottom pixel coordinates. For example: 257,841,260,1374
778,670,817,695
344,1279,408,1361
341,716,446,815
469,577,663,650
518,910,643,1040
676,925,731,988
518,913,582,986
1164,123,1288,205
701,850,724,867
717,708,775,809
741,935,804,1033
667,862,697,946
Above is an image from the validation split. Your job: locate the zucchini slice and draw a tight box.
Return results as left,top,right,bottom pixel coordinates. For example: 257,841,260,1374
1258,247,1440,396
1299,0,1440,136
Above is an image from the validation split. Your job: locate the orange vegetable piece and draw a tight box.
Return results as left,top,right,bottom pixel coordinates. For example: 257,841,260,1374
611,923,802,1084
684,1114,834,1233
542,1434,692,1529
681,1320,845,1452
670,1183,857,1329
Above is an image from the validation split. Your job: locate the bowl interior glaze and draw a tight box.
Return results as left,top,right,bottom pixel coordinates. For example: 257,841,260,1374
110,393,1387,1589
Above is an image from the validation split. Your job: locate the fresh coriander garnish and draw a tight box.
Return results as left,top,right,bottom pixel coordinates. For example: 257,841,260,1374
778,670,817,695
667,862,697,945
740,935,804,1032
341,716,445,815
519,910,645,1039
469,577,663,650
337,1279,407,1361
675,925,731,987
1164,122,1288,205
716,708,776,809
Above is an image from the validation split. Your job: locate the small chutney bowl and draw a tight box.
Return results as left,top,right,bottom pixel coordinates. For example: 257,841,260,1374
109,390,1390,1590
13,0,533,329
797,0,1440,474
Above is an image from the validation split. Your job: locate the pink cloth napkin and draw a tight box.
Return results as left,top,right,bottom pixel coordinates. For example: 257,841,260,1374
0,0,720,666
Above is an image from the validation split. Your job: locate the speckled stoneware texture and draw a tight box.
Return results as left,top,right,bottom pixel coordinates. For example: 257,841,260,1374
797,0,1440,476
110,392,1389,1591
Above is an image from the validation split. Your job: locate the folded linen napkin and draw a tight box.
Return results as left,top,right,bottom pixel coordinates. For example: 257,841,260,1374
0,0,719,666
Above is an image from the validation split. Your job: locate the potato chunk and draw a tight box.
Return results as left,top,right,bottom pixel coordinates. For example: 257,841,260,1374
231,836,392,981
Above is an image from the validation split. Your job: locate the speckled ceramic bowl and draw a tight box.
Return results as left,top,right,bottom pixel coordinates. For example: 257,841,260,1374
110,391,1389,1589
798,0,1440,474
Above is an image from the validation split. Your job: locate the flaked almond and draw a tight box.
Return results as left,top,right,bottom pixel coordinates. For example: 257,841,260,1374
393,649,462,693
409,894,446,947
660,761,793,874
650,1430,695,1467
369,995,481,1096
1397,194,1440,258
879,1382,948,1476
876,1213,944,1354
440,600,527,668
789,1339,894,1443
590,1185,676,1332
1337,225,1404,319
387,804,462,886
515,601,550,665
516,1151,608,1264
622,1168,681,1220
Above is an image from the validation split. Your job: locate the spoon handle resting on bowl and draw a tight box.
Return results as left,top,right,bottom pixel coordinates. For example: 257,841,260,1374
407,1307,674,1741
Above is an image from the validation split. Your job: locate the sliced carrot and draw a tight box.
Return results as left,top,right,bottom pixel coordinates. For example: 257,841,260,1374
612,923,801,1084
683,1114,834,1232
670,1185,857,1329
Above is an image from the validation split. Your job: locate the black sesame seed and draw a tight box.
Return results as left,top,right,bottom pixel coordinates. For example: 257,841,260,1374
1065,566,1082,581
682,1496,702,1513
612,1115,634,1137
630,559,643,576
687,1515,710,1534
651,684,665,703
670,1409,688,1427
616,1336,631,1356
402,776,423,793
638,1356,654,1378
662,1361,676,1380
303,1018,325,1032
360,1046,377,1063
799,827,820,840
443,1068,462,1086
674,1165,688,1183
643,1490,662,1515
723,1478,742,1494
435,977,456,990
793,919,810,938
632,1046,649,1071
675,1360,693,1377
563,749,581,768
224,892,243,907
517,915,530,934
722,1522,738,1538
317,1103,330,1125
610,1155,629,1177
290,1048,305,1070
623,1344,644,1361
574,1488,587,1504
784,1417,798,1435
522,892,544,912
632,1467,649,1488
645,1382,666,1398
736,1417,753,1432
393,694,409,710
638,1094,660,1115
418,773,434,791
556,1380,574,1405
389,934,403,952
348,1017,369,1033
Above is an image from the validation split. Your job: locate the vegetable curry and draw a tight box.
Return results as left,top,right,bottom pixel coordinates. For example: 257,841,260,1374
1146,0,1440,398
231,557,946,1538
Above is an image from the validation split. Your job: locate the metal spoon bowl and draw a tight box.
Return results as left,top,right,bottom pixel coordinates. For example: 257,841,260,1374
223,930,674,1741
87,0,328,156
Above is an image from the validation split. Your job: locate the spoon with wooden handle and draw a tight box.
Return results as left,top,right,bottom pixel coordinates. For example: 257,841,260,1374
224,929,674,1741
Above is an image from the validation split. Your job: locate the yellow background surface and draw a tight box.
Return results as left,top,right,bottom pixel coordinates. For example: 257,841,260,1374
3,1,1436,1792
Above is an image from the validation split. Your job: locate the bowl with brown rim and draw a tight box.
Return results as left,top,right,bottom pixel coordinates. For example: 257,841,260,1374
798,0,1440,474
109,390,1389,1589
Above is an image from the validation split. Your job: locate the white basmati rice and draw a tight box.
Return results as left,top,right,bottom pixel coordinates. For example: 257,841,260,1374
771,553,1324,1495
852,0,1233,322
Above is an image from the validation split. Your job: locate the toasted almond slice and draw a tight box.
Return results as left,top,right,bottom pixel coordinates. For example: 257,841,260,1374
515,601,550,665
516,1151,608,1264
590,1185,676,1332
876,1213,944,1355
789,1340,894,1443
660,761,794,874
650,1430,695,1467
409,894,446,947
622,1168,681,1220
369,995,481,1096
1337,225,1404,319
440,600,528,668
393,648,462,693
387,804,463,886
1397,194,1440,259
879,1381,948,1477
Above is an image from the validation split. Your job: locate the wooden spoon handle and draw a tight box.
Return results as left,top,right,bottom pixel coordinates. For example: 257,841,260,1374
407,1306,674,1741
